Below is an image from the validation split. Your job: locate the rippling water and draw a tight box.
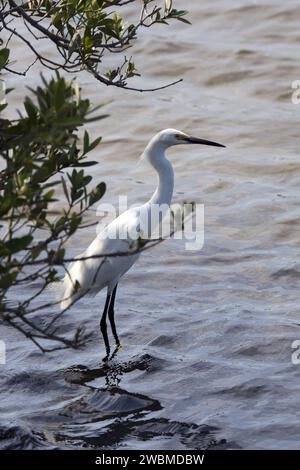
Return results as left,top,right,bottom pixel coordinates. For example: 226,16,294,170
2,0,300,450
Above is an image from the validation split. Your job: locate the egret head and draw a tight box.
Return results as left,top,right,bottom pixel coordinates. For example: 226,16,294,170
155,128,225,148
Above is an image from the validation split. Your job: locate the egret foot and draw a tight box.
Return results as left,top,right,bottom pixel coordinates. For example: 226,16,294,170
110,342,122,360
102,348,110,362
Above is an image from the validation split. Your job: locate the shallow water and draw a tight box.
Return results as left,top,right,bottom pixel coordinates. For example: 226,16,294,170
1,0,300,450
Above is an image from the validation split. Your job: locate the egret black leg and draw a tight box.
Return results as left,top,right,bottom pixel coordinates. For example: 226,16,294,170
100,291,112,361
108,284,120,348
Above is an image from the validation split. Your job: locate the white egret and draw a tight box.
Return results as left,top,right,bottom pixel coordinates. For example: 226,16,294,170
60,129,225,360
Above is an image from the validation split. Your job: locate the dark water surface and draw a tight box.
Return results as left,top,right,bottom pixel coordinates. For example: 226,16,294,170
1,0,300,450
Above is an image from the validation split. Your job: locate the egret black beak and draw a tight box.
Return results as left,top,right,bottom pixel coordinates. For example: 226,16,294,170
186,136,226,148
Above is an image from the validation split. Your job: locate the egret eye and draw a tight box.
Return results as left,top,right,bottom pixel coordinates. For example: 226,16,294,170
175,134,187,141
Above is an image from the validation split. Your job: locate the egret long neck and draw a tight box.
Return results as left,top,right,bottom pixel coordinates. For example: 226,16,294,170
146,143,174,206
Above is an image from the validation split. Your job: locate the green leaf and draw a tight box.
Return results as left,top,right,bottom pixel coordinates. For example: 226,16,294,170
5,235,33,254
88,136,102,152
83,130,89,154
0,48,9,70
24,97,37,120
51,12,63,31
61,176,70,204
89,181,106,206
0,271,18,289
84,113,109,123
175,16,191,24
54,77,66,110
76,160,98,167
